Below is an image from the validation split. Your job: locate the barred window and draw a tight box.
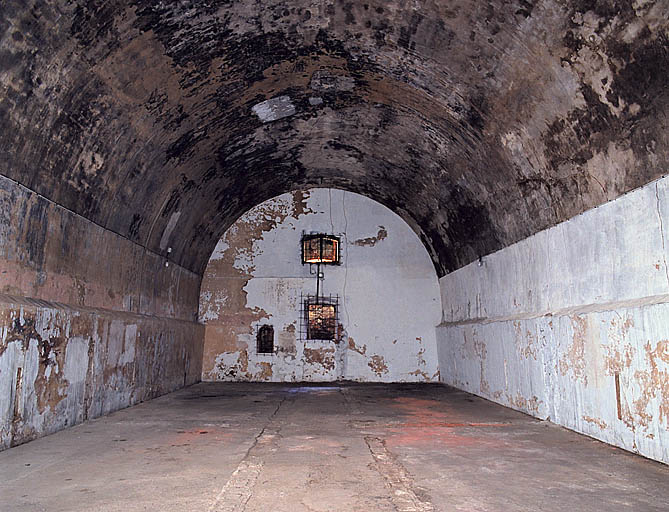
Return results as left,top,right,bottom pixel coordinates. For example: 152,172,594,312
303,298,338,340
302,234,340,264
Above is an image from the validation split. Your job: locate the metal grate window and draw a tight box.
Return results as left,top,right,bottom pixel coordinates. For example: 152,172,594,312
256,324,274,354
301,294,338,340
301,234,340,264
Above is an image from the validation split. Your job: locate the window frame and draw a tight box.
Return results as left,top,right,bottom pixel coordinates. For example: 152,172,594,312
256,324,275,354
301,295,339,341
301,233,341,265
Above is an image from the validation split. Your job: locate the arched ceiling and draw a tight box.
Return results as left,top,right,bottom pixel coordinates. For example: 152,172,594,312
0,0,667,276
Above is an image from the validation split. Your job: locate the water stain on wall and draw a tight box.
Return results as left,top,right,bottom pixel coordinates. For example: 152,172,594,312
368,355,389,377
304,347,336,372
634,340,669,427
1,297,203,450
348,337,367,355
353,226,388,247
559,315,588,383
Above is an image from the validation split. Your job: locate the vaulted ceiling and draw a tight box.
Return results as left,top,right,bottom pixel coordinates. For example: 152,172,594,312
1,1,667,276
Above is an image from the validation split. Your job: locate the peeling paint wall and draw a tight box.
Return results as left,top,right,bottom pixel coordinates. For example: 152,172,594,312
437,176,669,464
0,295,203,450
199,189,441,382
0,175,204,449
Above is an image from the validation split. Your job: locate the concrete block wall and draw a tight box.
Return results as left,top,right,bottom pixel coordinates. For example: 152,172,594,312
437,176,669,464
199,188,442,382
0,175,204,449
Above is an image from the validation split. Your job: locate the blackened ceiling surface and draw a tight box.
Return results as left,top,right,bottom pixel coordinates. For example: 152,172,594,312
0,0,667,276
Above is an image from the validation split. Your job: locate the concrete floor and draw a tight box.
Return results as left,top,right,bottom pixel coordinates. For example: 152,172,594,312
1,383,667,512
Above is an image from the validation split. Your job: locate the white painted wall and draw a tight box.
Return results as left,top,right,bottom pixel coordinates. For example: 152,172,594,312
199,188,441,382
437,176,669,464
0,295,203,450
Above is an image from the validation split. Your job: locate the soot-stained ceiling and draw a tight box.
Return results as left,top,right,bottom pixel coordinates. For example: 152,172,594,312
0,1,667,276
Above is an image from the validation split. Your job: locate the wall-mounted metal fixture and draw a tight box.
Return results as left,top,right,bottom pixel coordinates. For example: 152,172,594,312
302,233,340,299
301,234,340,265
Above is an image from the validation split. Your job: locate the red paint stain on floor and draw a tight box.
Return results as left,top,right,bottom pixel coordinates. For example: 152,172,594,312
385,397,509,450
172,428,233,445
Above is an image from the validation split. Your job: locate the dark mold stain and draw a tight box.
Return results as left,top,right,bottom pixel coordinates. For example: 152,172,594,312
515,0,535,18
0,1,665,280
398,12,424,50
24,199,49,269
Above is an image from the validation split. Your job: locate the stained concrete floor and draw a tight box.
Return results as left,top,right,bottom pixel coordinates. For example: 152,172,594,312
1,383,668,512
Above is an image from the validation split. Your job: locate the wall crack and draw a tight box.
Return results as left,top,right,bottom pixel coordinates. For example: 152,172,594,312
654,182,669,290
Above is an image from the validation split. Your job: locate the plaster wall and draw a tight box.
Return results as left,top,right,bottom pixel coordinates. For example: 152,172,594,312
0,294,203,450
199,188,441,382
437,176,669,464
0,175,204,449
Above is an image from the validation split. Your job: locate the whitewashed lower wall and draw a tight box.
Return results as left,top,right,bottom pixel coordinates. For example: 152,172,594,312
0,294,203,450
199,188,441,382
437,176,669,464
